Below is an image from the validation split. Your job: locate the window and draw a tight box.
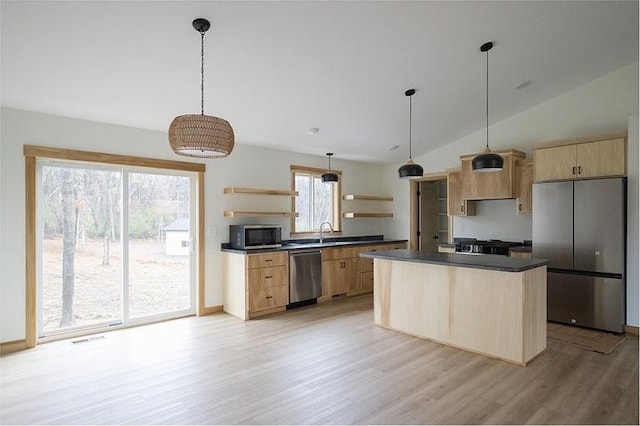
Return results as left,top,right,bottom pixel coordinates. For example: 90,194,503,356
290,165,341,234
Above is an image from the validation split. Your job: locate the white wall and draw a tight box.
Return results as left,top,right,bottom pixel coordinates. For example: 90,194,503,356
0,108,392,342
383,61,639,326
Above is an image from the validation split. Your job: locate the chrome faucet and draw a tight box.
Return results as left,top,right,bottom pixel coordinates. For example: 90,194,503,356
319,221,335,243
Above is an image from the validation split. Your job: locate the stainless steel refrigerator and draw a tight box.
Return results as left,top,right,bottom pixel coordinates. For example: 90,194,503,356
532,178,626,333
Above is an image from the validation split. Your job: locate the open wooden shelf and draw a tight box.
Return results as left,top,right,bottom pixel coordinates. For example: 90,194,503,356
224,211,298,218
224,187,298,196
343,194,393,201
342,212,393,218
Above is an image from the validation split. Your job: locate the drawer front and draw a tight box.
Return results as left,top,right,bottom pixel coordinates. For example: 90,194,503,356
248,252,288,269
249,284,288,312
322,246,358,261
360,271,374,292
361,258,374,273
248,265,288,288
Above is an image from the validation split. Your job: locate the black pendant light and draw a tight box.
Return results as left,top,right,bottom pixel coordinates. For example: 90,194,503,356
322,153,339,183
472,41,503,172
398,89,424,179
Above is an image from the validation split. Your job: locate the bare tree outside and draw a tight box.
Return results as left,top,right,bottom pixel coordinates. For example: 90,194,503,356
41,164,192,334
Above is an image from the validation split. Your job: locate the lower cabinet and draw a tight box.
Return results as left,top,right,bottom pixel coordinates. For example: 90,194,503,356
322,257,359,297
223,251,289,320
223,241,408,318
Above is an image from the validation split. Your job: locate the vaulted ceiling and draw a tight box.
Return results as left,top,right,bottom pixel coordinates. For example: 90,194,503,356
1,1,638,163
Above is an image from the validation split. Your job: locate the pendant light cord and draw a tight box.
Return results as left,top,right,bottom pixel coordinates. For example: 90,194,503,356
409,94,413,159
200,31,205,116
485,46,489,150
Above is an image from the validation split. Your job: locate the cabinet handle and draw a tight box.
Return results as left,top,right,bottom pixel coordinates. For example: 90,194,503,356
264,259,273,262
460,205,464,213
265,295,273,299
265,275,272,279
519,203,523,211
572,166,576,175
578,166,582,175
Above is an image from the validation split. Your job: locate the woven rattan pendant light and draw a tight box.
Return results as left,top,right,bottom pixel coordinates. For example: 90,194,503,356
472,41,503,172
398,89,424,179
169,18,234,158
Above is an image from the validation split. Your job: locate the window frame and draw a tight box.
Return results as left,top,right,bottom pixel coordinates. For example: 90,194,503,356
290,164,342,236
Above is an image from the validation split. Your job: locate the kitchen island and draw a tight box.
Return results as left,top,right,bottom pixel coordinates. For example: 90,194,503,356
360,250,550,365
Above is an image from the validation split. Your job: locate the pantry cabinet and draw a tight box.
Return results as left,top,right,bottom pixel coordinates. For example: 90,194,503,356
534,136,626,182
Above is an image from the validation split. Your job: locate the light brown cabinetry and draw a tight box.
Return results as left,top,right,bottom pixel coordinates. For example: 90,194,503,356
357,243,406,294
515,162,533,215
438,246,456,254
321,242,407,299
321,246,359,298
534,136,626,182
459,150,525,200
447,170,475,216
223,251,289,320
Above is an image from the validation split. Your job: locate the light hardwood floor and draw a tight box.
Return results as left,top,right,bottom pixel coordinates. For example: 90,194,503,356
1,295,637,425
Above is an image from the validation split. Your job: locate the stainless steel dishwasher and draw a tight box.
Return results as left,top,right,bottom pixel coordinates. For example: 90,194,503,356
288,250,322,307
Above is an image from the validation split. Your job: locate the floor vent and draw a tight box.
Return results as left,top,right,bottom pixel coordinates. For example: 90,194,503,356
72,335,105,344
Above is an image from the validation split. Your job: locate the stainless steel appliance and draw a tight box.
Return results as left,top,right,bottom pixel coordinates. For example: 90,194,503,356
229,224,282,250
532,178,626,333
288,250,322,307
455,238,524,255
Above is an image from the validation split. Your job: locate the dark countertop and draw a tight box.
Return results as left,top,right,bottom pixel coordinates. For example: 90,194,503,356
221,237,408,254
360,249,549,272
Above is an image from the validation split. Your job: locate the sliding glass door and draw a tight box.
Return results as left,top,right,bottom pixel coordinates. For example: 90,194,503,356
38,162,195,338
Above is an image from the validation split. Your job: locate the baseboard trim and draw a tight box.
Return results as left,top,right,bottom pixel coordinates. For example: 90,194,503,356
202,305,223,315
625,325,639,336
1,339,27,355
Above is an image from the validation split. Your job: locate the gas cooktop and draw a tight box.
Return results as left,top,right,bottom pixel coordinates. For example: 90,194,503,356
454,238,527,256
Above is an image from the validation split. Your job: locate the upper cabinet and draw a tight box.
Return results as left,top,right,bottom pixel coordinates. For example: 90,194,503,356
459,149,526,200
515,161,533,215
447,170,475,216
533,134,626,182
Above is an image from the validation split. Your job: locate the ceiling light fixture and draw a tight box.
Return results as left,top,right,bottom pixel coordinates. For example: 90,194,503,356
398,89,424,179
321,152,339,183
472,41,503,172
168,18,234,158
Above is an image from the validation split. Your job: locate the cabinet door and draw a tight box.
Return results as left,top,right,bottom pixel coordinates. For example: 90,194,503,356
534,145,576,182
322,258,358,296
447,171,475,216
577,138,626,178
461,156,515,200
516,162,533,215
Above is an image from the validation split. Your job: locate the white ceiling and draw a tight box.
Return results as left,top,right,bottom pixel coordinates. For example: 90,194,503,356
1,1,638,164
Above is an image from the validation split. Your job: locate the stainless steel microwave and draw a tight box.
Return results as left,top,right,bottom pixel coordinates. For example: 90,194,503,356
229,224,282,250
